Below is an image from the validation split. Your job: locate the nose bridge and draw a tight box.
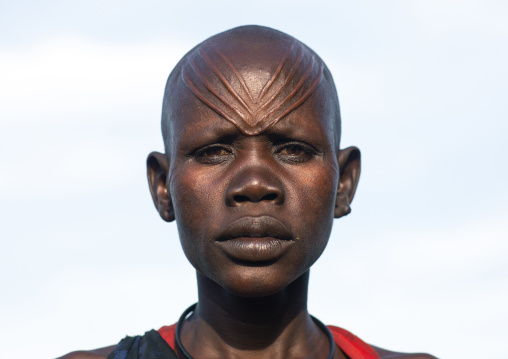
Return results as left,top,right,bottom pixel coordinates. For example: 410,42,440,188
225,150,284,206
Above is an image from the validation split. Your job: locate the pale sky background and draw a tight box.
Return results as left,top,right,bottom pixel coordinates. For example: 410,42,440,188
1,1,507,358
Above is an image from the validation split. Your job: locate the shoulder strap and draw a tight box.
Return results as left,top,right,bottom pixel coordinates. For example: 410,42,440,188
327,326,380,359
107,329,179,359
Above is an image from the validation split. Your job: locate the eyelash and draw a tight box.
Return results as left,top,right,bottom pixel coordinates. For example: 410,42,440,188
274,143,316,163
193,145,234,164
192,142,317,164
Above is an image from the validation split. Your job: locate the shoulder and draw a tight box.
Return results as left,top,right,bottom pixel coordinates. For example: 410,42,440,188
55,345,116,359
371,345,438,359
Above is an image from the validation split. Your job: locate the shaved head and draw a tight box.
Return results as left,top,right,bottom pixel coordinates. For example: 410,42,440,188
161,25,341,153
148,25,362,301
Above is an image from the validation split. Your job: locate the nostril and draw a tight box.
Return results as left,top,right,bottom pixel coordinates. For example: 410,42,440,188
233,195,250,203
232,192,279,204
263,193,278,201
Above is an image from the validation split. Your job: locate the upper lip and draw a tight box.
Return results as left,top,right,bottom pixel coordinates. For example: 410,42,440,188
216,216,293,241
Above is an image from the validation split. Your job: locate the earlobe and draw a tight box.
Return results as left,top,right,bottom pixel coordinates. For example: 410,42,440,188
147,151,175,222
334,146,361,218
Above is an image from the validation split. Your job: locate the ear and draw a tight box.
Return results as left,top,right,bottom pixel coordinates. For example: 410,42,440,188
334,146,361,218
147,151,175,222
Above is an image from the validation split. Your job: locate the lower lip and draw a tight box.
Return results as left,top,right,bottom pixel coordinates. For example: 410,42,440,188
216,237,293,262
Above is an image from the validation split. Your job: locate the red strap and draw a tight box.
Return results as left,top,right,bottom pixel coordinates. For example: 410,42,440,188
328,325,380,359
159,323,178,351
158,323,380,359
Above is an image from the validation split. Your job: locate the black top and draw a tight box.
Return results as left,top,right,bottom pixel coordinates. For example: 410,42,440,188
107,330,179,359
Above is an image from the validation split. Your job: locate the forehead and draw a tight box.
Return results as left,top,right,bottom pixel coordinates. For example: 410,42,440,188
176,35,324,136
169,83,336,150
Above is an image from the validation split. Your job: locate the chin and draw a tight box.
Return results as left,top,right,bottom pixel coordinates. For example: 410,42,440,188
226,283,284,298
215,266,301,298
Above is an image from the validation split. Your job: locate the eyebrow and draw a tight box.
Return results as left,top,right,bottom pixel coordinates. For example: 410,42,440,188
176,117,240,150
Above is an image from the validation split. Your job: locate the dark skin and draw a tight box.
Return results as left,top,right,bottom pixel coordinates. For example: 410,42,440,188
58,26,437,359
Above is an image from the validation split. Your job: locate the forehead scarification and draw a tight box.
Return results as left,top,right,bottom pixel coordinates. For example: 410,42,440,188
180,36,324,136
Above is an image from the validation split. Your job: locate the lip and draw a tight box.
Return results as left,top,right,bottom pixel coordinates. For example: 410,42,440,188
215,216,294,262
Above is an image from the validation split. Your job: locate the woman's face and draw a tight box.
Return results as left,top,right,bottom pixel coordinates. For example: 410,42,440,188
166,89,340,297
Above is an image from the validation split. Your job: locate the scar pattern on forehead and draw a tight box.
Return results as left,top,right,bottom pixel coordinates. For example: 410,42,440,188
181,41,323,135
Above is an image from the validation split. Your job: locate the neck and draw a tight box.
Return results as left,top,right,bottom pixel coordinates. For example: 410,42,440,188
197,270,310,345
178,271,337,359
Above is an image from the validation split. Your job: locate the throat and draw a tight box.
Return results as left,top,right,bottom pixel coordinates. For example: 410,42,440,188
196,270,310,334
175,271,338,359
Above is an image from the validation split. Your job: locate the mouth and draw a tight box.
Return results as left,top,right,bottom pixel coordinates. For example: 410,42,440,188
215,216,294,263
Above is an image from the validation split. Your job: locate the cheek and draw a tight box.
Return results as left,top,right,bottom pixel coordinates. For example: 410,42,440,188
171,165,220,223
288,165,337,220
286,165,337,262
169,164,228,271
170,167,214,258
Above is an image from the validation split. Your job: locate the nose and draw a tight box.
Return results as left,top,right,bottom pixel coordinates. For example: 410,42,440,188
225,166,285,207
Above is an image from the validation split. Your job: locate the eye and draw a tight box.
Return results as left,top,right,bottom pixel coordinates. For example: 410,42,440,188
276,143,315,163
194,145,233,164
